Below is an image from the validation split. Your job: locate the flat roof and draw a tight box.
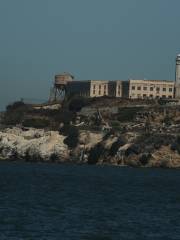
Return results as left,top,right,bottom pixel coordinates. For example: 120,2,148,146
129,79,174,83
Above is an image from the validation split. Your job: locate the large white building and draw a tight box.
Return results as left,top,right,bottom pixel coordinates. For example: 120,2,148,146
50,55,180,101
129,79,175,99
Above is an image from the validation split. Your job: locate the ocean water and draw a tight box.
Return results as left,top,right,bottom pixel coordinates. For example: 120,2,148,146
0,162,180,240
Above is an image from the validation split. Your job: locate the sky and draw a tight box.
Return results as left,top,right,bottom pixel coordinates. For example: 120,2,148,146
0,0,180,110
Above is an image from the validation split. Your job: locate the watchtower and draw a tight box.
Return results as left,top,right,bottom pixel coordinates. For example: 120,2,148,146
49,72,74,102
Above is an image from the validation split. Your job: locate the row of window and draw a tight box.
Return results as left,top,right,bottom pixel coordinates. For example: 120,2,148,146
93,85,107,90
93,85,121,90
131,94,173,99
131,85,173,92
93,90,107,95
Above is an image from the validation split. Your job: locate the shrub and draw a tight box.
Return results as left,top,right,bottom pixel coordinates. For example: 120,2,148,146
68,97,91,112
139,154,151,166
63,126,79,149
102,130,114,141
176,136,180,145
6,101,26,111
3,111,24,125
171,140,180,154
88,143,105,164
50,153,59,162
163,115,172,125
117,107,143,122
109,137,125,156
3,101,31,125
24,149,42,162
60,124,71,136
125,144,141,156
23,118,50,128
53,110,75,125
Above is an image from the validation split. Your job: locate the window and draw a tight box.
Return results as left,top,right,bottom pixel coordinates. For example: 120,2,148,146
93,85,96,89
132,86,135,90
156,87,160,92
163,88,166,92
93,90,95,94
99,90,101,95
168,95,172,98
143,87,147,91
143,94,147,98
99,85,101,89
162,95,166,98
150,87,153,91
150,94,153,98
118,85,121,90
118,91,121,95
104,91,106,95
104,85,106,90
137,86,141,90
169,88,172,92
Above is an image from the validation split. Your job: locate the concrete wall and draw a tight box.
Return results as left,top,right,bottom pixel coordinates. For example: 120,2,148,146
65,79,175,99
108,81,123,97
67,81,91,97
90,80,109,97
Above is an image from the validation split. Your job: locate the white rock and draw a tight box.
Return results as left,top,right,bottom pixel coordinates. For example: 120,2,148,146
0,127,69,161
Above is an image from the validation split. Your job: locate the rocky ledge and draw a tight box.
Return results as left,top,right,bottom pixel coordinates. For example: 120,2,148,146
0,127,180,167
0,127,69,162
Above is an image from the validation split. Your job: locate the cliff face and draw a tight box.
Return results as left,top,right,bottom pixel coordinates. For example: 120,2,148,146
0,128,69,162
148,146,180,168
0,127,180,167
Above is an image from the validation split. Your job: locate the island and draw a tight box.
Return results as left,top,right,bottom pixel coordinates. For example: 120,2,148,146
0,96,180,168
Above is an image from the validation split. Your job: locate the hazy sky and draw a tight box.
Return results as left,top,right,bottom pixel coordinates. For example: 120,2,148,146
0,0,180,110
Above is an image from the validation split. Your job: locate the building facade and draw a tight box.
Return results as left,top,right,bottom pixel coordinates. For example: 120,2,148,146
89,80,109,97
129,79,175,99
67,80,124,98
54,78,175,100
49,54,180,102
107,81,123,97
51,77,175,101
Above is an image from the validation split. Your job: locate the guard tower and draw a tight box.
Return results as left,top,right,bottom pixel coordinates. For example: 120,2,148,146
49,72,74,102
175,54,180,99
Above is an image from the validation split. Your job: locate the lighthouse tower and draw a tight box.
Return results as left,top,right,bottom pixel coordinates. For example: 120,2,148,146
175,54,180,99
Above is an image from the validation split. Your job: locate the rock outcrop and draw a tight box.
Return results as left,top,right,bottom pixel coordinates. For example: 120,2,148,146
0,127,180,168
0,127,69,161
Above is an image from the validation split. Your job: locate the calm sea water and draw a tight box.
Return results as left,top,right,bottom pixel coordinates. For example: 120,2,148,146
0,162,180,240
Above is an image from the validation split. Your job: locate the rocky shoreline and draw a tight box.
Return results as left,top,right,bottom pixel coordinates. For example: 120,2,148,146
0,127,69,162
0,127,180,168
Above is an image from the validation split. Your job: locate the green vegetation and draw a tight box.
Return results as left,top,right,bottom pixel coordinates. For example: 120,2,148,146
88,143,105,164
68,96,92,112
117,107,143,122
171,136,180,154
139,154,151,166
23,118,50,129
60,125,79,149
49,153,59,162
109,137,125,156
2,101,29,125
2,101,76,129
